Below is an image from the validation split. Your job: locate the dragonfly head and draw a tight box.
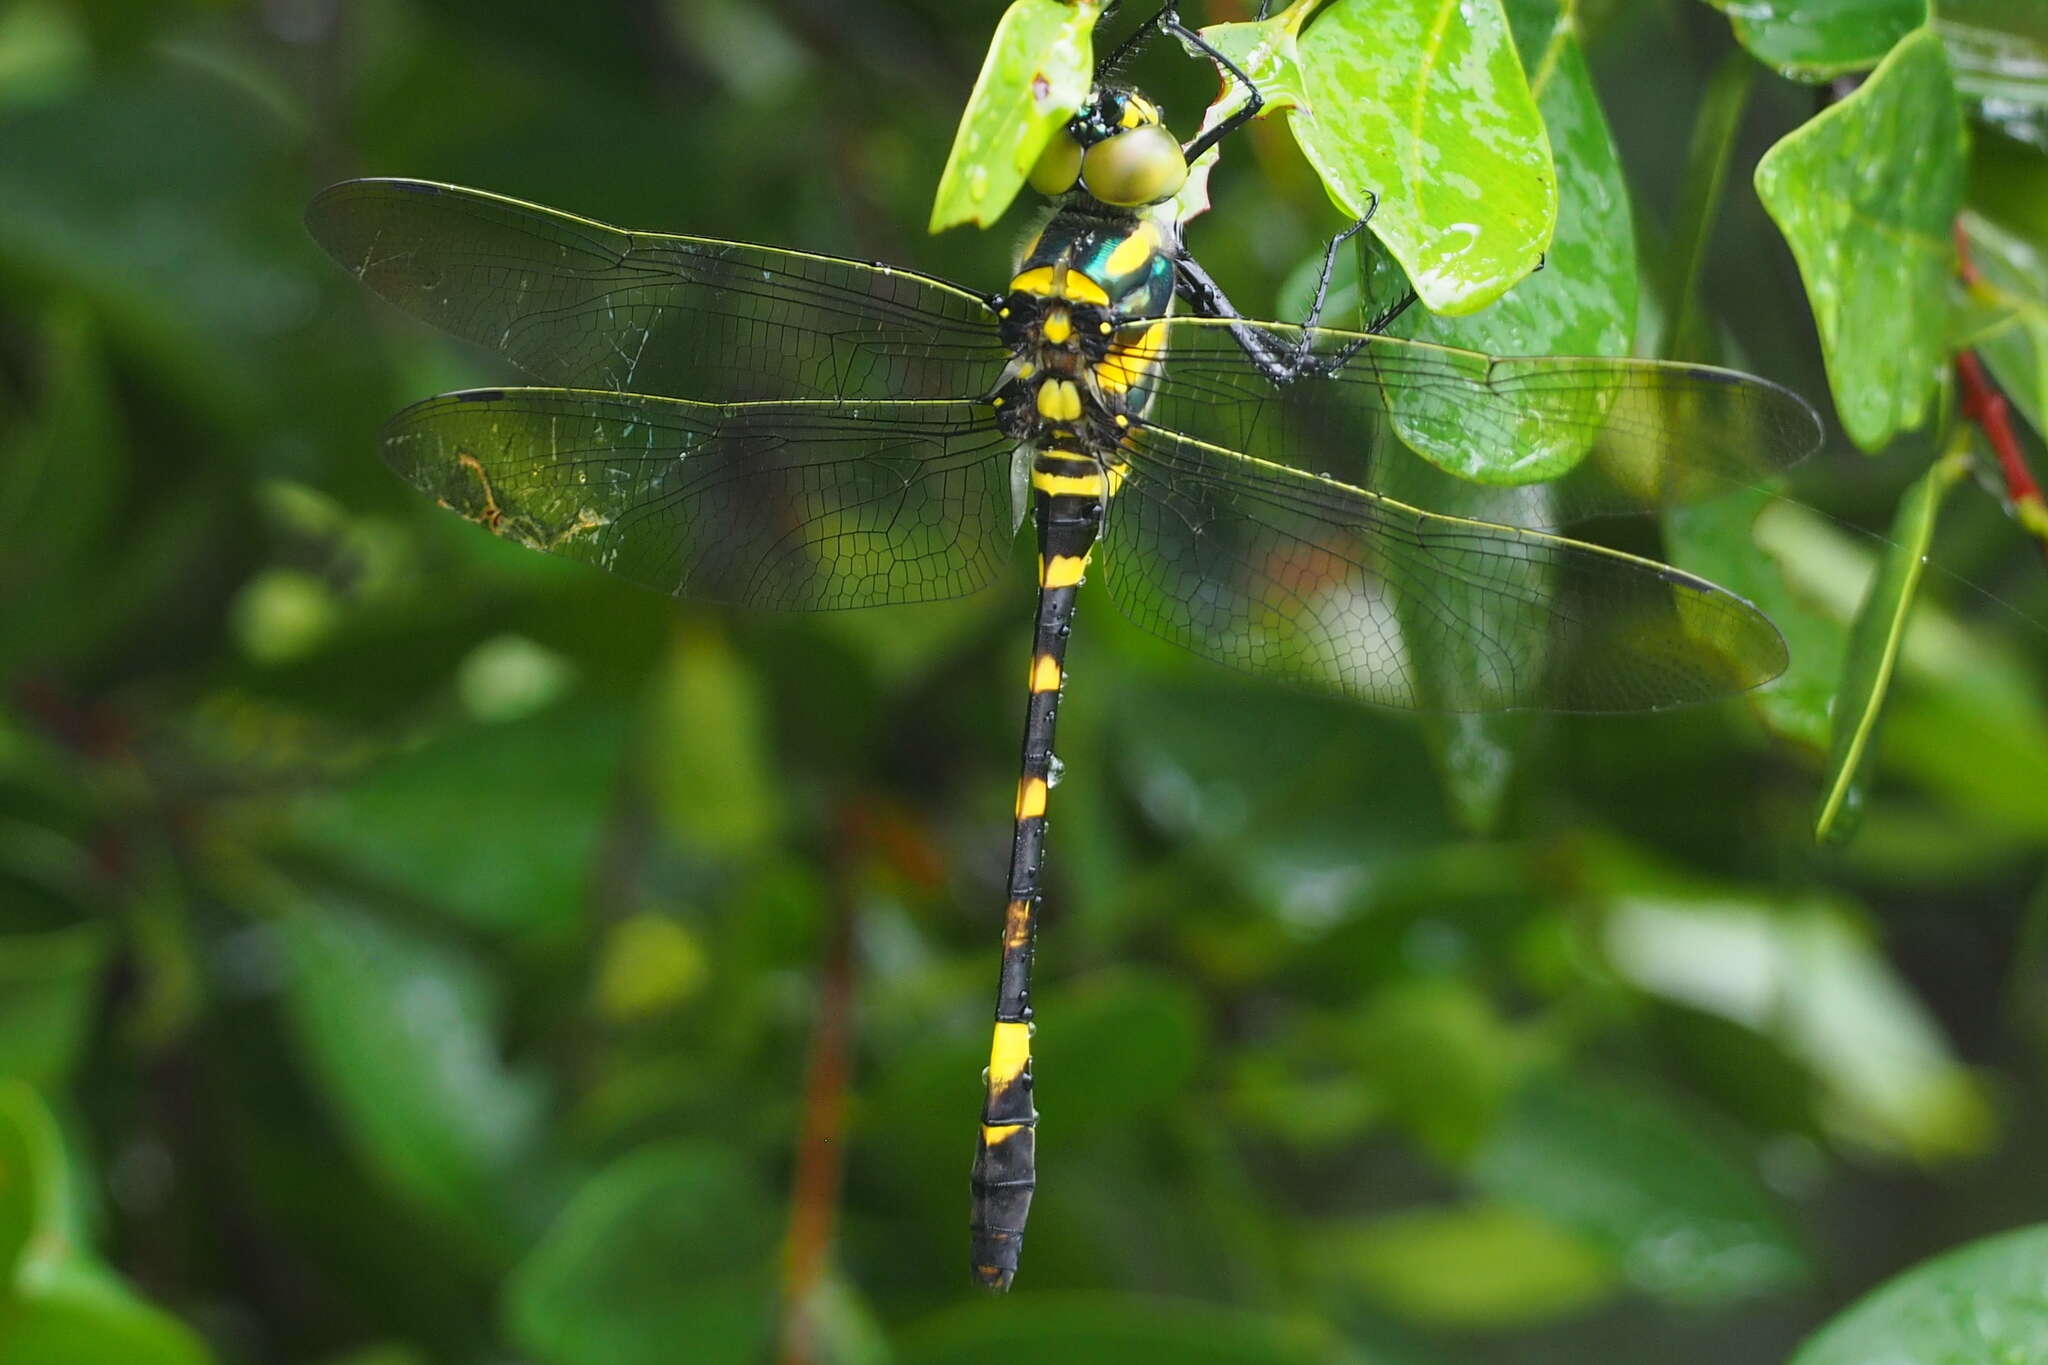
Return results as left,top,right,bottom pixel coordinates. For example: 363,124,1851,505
1029,85,1188,209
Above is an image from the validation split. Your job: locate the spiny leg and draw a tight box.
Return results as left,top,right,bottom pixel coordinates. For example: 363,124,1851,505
967,451,1104,1292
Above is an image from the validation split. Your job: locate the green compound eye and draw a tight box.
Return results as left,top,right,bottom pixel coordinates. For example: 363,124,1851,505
1079,124,1187,208
1028,129,1084,197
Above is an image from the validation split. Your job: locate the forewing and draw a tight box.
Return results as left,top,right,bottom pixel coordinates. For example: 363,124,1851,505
307,179,1010,402
382,390,1014,610
1099,424,1787,713
1134,317,1823,527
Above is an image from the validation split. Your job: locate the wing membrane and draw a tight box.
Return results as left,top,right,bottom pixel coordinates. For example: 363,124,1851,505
382,390,1014,610
307,179,1010,402
1131,317,1824,527
1100,424,1787,713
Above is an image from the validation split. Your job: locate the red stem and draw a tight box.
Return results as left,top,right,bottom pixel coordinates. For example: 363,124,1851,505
1954,226,2048,563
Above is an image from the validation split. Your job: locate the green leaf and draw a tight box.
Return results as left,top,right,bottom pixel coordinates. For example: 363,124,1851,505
1599,890,1992,1158
1939,0,2048,145
1657,50,1755,361
1318,1203,1614,1328
1666,488,1847,750
1203,0,1557,315
897,1293,1344,1365
0,1080,67,1287
1755,28,1966,451
1707,0,1928,83
1813,449,1970,843
1356,979,1524,1164
1959,209,2048,437
643,624,780,857
293,702,630,936
0,1265,216,1365
1790,1223,2048,1364
928,0,1101,232
279,899,548,1264
0,923,106,1090
1035,973,1202,1128
504,1143,776,1365
1472,1073,1808,1305
0,1084,214,1365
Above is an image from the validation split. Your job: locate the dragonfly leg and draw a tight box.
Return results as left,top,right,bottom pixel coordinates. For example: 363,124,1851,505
1165,11,1268,167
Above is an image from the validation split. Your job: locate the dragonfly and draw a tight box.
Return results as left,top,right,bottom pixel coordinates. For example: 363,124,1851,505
306,76,1820,1292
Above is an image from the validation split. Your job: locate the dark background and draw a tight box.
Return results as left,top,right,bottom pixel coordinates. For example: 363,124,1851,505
3,2,2047,1363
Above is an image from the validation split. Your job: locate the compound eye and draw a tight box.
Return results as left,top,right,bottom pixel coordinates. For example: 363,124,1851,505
1079,124,1187,207
1028,129,1084,197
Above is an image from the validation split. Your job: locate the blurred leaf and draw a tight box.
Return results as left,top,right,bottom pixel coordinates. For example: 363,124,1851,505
230,568,339,665
0,1265,216,1365
1472,1072,1808,1305
455,634,577,724
0,302,124,682
1941,0,2048,149
293,702,629,936
644,624,779,857
0,1083,213,1365
897,1293,1344,1365
1790,1223,2048,1364
1755,28,1966,451
280,899,549,1263
1357,979,1526,1164
1417,713,1526,835
928,0,1100,231
1035,972,1203,1128
1666,487,1846,750
1319,1203,1614,1328
1600,890,1992,1158
1814,449,1970,843
0,1080,66,1285
1202,0,1556,316
0,923,105,1089
592,912,709,1022
1705,0,1926,83
1657,50,1754,360
504,1142,775,1365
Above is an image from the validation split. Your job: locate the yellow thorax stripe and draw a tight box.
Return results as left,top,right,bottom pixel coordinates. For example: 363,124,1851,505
1042,309,1072,345
1103,222,1159,278
1008,264,1111,308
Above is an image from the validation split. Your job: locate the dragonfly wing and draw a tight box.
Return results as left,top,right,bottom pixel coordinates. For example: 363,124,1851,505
382,390,1015,610
1100,424,1788,713
1134,317,1823,526
307,179,1011,402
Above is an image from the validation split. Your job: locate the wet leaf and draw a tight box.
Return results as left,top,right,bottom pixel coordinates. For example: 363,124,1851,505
1706,0,1927,83
1791,1223,2048,1364
928,0,1101,232
1473,1073,1808,1305
505,1142,776,1365
1814,450,1970,843
1755,28,1966,451
1939,0,2048,148
1202,0,1556,315
279,899,549,1263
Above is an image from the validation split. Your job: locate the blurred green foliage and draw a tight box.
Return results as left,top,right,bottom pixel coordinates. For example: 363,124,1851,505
2,1,2048,1363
